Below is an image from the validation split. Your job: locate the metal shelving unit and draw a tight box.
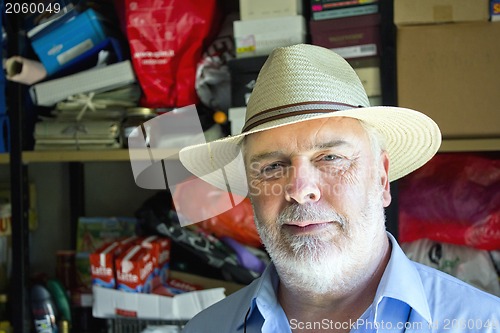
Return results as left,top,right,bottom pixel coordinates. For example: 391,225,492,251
5,11,31,333
4,1,498,333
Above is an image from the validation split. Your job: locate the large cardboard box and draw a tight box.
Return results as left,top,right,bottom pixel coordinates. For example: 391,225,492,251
397,22,500,139
394,0,489,25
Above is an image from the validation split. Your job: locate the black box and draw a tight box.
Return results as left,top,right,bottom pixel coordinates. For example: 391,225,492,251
228,55,268,107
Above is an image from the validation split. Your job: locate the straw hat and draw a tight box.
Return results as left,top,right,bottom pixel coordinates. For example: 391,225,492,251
179,44,441,196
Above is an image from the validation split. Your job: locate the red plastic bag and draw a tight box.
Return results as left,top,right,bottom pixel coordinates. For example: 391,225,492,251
398,153,500,250
199,198,262,249
172,176,262,248
125,0,220,108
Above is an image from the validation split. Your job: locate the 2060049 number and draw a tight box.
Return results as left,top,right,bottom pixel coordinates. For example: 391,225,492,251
442,318,499,330
5,2,61,14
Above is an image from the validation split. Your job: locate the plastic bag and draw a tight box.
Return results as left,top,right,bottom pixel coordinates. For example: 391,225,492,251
172,176,262,248
402,239,500,296
135,191,262,285
398,153,500,250
195,13,237,113
125,0,220,108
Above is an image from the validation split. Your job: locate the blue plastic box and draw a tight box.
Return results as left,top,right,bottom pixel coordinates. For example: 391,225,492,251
30,8,107,75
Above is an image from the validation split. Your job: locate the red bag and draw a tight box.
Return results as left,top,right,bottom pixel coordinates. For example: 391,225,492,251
125,0,220,108
398,153,500,250
172,176,262,248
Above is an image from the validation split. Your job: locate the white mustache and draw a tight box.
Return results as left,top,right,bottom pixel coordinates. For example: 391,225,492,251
276,204,347,227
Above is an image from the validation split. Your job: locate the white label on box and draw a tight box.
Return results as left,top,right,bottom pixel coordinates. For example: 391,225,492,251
235,35,257,56
331,43,377,59
57,39,94,65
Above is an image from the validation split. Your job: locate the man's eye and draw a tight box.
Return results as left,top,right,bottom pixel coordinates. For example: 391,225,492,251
261,162,285,178
322,154,340,161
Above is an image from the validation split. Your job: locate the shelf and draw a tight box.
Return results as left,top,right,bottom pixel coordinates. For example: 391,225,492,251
0,148,181,164
0,138,500,164
438,138,500,152
0,138,498,165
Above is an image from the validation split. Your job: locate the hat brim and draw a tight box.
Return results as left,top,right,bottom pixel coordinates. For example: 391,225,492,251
178,105,441,197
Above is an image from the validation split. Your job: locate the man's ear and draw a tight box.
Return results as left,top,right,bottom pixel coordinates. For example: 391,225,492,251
380,151,391,207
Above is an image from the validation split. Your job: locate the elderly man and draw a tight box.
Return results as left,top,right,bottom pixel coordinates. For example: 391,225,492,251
179,44,499,332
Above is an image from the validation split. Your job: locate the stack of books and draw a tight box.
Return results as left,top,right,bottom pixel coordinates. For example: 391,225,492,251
310,0,378,20
309,0,380,60
309,0,382,106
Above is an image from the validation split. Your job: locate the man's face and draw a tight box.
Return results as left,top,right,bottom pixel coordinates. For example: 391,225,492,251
244,117,391,294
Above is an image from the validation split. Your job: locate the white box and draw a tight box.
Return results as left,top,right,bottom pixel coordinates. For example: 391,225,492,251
368,96,382,106
30,60,135,106
229,107,246,135
239,0,302,21
92,286,226,320
353,66,381,97
234,15,306,58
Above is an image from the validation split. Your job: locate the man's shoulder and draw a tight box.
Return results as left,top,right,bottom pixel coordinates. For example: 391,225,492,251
182,277,261,333
413,260,499,310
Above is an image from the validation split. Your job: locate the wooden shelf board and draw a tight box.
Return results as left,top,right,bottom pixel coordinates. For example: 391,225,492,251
438,138,500,152
0,148,181,164
0,139,497,164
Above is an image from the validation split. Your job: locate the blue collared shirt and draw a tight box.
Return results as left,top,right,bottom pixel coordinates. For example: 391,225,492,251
182,233,500,332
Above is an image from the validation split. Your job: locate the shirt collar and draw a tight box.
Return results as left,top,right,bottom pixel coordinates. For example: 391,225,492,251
237,232,433,329
236,263,279,330
374,233,432,324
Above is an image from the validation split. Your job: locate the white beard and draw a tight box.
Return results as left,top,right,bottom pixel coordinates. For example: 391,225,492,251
254,181,388,296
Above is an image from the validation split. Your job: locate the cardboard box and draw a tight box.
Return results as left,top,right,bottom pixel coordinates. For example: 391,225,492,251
234,15,306,58
115,245,156,293
92,271,244,320
394,0,489,25
76,216,138,253
140,236,171,288
310,13,380,59
240,0,301,20
92,285,225,320
228,55,268,107
397,22,500,138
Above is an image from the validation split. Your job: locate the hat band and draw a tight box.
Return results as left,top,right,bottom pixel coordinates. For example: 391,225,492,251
242,101,359,133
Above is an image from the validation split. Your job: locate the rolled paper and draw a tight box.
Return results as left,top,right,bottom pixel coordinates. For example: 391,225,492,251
5,56,47,85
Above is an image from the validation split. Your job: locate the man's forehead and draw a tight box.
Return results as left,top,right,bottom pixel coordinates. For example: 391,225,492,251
243,117,368,159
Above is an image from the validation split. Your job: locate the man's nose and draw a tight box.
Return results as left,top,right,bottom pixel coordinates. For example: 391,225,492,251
284,159,321,204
